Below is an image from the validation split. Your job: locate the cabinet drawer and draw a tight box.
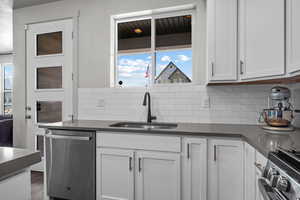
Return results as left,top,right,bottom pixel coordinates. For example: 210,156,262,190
97,132,181,153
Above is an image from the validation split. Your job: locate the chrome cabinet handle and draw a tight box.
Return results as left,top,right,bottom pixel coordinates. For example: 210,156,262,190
187,143,190,159
129,157,133,171
138,158,142,172
240,60,244,75
211,62,215,77
214,145,217,162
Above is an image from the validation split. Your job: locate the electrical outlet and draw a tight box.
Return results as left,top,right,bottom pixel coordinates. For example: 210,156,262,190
96,99,105,108
202,96,210,108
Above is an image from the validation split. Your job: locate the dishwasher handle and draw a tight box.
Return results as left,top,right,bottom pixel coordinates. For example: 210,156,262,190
45,134,91,141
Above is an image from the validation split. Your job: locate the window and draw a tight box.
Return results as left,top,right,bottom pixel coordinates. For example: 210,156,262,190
3,63,13,115
114,8,193,87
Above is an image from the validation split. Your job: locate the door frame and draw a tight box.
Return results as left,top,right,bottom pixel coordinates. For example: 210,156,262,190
25,16,79,172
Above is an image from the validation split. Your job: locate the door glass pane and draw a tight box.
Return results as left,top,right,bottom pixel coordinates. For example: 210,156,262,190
4,105,12,115
37,31,63,56
4,92,12,106
37,135,44,157
4,64,13,90
36,101,62,123
37,66,62,89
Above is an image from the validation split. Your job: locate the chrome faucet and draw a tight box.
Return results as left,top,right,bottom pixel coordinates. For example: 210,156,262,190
142,92,157,123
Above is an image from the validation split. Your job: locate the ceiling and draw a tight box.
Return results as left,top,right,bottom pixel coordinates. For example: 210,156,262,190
13,0,63,9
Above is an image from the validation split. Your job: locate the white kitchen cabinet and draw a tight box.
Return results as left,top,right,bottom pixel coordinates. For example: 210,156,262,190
136,151,181,200
97,132,181,200
239,0,285,80
287,0,300,75
244,143,256,200
0,170,31,200
207,0,238,82
182,138,207,200
244,143,268,200
208,139,244,200
255,151,267,200
97,148,134,200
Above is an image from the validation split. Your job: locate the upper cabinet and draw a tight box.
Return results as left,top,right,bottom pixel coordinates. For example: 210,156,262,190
287,0,300,75
239,0,285,80
207,0,238,82
207,0,300,83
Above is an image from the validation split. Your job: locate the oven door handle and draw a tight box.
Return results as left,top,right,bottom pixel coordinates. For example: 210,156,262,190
258,178,288,200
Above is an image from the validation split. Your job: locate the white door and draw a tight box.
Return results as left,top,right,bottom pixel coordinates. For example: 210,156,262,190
136,151,180,200
208,139,244,200
287,0,300,75
182,138,207,200
97,148,134,200
26,19,74,171
239,0,285,80
207,0,238,82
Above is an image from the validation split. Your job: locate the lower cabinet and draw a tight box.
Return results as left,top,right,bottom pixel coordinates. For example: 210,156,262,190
182,138,207,200
0,170,31,200
135,151,181,200
97,148,180,200
208,139,244,200
244,143,268,200
97,133,249,200
97,148,134,200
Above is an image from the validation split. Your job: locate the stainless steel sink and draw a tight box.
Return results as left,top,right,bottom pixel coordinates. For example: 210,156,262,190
109,122,178,129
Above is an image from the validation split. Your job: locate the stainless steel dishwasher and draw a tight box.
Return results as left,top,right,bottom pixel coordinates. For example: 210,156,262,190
45,130,95,200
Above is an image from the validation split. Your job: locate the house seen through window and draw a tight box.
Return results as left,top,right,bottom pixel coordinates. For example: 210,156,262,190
116,12,192,87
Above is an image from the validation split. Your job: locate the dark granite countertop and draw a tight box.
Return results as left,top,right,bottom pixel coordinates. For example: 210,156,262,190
0,147,41,180
39,120,300,157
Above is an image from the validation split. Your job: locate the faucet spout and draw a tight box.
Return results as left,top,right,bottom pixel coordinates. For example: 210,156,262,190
142,92,157,123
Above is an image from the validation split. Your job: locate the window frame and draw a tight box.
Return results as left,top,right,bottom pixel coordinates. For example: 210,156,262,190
111,5,196,88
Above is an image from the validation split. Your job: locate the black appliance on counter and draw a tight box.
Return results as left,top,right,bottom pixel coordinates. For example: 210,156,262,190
259,147,300,200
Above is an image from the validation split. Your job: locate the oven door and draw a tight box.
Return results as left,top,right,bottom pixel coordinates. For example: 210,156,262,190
258,178,288,200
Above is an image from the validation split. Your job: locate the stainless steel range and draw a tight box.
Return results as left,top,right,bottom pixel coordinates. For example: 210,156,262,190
259,147,300,200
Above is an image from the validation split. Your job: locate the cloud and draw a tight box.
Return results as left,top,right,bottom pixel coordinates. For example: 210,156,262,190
118,58,151,78
161,55,171,62
158,64,167,70
177,55,191,62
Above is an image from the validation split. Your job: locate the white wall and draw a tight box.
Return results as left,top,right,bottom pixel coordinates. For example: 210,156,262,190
13,0,205,147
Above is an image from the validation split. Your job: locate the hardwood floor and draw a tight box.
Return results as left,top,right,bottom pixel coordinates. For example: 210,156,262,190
31,171,44,200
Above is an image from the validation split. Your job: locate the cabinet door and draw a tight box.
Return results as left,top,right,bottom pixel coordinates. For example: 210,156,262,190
239,0,285,80
182,138,207,200
97,148,134,200
207,0,237,81
287,0,300,74
208,139,244,200
136,151,180,200
244,143,256,200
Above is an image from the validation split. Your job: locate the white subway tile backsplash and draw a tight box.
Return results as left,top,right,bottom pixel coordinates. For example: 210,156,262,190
78,84,300,125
